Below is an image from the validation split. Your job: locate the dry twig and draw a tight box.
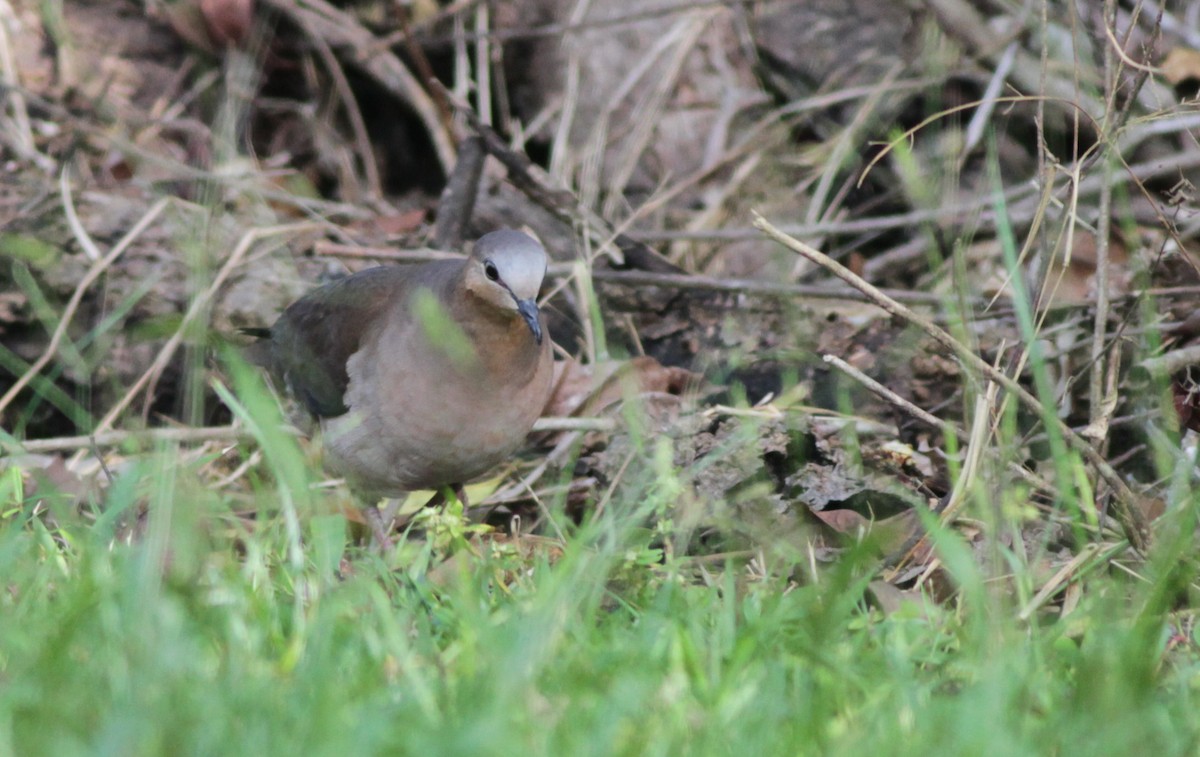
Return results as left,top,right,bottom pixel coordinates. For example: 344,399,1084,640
754,212,1151,552
2,424,247,454
260,0,456,174
4,417,606,456
83,222,323,446
0,194,168,418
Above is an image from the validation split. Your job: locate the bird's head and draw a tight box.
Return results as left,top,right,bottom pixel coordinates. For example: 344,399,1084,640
463,229,548,344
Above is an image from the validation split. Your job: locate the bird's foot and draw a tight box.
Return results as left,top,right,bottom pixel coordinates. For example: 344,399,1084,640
364,505,395,552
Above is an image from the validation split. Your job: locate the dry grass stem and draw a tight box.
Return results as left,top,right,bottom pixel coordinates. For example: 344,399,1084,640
1017,541,1128,622
822,355,950,432
292,8,383,200
0,197,169,417
1,423,247,454
753,212,1151,551
485,429,585,505
824,355,1059,501
547,0,592,180
83,222,324,448
566,267,977,307
262,0,456,173
0,0,49,170
532,417,616,432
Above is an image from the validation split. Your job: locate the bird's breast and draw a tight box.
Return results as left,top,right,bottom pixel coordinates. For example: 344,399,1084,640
325,314,552,494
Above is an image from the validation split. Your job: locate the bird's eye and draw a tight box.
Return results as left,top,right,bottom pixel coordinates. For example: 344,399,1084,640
484,261,499,281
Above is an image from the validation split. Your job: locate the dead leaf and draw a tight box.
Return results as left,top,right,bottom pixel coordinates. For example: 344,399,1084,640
812,508,868,533
810,508,917,555
199,0,254,48
1040,231,1131,308
543,356,698,419
1162,47,1200,86
374,209,429,237
156,1,220,54
1174,376,1200,433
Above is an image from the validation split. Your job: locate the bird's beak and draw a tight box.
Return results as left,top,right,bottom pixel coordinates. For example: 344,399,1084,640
515,298,543,345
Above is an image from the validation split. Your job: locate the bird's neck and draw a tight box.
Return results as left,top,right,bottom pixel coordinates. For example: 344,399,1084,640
448,278,543,378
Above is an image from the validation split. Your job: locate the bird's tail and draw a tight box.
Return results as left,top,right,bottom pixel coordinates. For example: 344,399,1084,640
234,327,274,368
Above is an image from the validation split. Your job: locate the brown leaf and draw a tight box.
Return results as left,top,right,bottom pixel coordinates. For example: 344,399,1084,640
812,508,869,533
1040,231,1131,308
156,1,219,54
199,0,254,48
543,356,698,419
810,509,918,556
1173,378,1200,433
374,209,428,236
1162,47,1200,86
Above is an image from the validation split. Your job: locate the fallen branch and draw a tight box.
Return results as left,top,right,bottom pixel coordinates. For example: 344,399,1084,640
436,82,683,275
3,417,612,455
2,424,247,454
569,268,968,307
308,243,977,307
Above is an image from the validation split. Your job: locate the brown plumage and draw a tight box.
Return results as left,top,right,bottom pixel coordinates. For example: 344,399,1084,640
246,229,554,542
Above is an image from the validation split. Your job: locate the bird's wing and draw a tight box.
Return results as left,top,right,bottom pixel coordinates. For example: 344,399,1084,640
264,264,444,418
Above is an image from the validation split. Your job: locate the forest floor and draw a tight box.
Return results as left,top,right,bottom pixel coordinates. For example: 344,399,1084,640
2,0,1200,753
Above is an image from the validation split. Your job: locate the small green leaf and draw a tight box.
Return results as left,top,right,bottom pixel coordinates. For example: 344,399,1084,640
0,233,60,269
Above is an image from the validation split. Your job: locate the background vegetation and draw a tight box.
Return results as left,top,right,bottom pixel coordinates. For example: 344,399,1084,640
2,0,1200,754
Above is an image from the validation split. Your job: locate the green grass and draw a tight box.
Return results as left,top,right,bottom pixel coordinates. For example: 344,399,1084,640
2,435,1199,757
3,105,1198,756
1,257,1196,756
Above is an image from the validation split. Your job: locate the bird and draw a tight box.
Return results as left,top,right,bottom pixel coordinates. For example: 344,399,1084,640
242,229,555,545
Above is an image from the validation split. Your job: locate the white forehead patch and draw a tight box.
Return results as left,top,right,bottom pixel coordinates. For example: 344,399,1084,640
474,230,547,300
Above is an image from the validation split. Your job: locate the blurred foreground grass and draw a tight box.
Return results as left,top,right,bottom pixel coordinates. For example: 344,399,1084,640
1,238,1197,755
3,0,1199,751
1,430,1199,756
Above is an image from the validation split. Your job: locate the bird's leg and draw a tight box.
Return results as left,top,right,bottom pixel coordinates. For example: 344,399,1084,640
421,485,468,510
378,497,404,524
364,504,395,552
